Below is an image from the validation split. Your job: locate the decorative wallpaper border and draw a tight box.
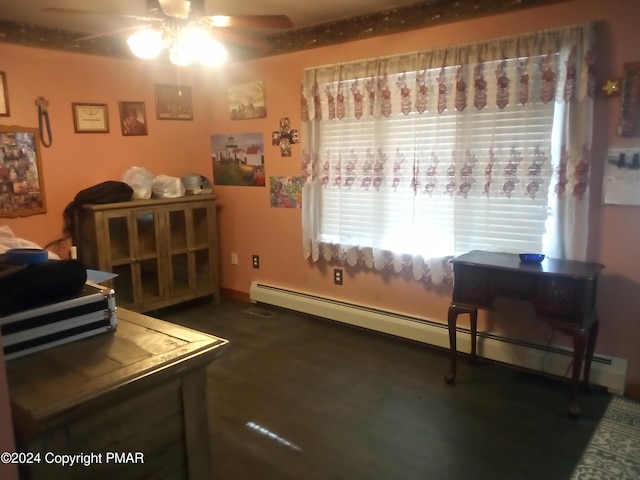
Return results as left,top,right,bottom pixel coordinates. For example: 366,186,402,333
267,0,571,57
0,0,570,61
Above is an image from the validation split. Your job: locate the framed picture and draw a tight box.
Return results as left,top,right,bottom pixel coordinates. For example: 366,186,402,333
618,62,640,137
228,80,266,120
0,125,47,217
272,116,299,157
119,101,148,136
72,103,109,133
211,132,265,186
0,72,9,117
155,84,193,120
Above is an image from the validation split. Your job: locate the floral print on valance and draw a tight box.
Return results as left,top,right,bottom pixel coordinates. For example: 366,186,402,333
301,25,595,123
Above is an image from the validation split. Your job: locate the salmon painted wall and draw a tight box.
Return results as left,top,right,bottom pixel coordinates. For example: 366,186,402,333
209,0,640,399
0,0,637,437
0,44,226,248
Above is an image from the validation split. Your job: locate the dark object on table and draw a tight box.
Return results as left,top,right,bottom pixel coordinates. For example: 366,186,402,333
519,253,545,263
1,282,116,360
0,258,87,316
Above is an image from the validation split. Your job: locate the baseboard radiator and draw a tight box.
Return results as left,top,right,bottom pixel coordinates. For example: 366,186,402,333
249,281,627,394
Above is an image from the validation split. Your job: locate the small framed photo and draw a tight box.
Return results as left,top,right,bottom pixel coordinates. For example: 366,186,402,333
155,84,193,120
119,101,148,136
72,103,109,133
0,72,9,117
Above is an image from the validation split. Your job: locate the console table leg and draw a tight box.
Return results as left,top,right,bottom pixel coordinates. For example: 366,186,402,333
569,329,587,419
583,318,599,387
469,308,478,365
445,304,478,384
445,305,459,384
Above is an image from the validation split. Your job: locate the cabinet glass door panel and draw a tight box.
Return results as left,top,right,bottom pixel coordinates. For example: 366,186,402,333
112,264,134,305
106,215,131,262
194,249,213,291
168,209,188,252
171,253,190,296
134,211,159,257
191,206,211,248
138,258,162,300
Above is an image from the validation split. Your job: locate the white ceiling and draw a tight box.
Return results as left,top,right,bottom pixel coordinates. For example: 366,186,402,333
0,0,424,36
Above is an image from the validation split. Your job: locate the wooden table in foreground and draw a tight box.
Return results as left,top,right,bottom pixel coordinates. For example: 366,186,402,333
5,308,229,480
445,250,604,418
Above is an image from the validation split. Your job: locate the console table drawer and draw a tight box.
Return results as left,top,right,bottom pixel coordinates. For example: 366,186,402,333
534,277,577,318
494,272,536,298
453,266,492,306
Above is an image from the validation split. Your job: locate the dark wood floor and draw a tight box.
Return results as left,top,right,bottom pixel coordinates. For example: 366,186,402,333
154,297,611,480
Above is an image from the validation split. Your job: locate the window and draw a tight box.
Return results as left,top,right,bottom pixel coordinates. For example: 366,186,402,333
302,24,595,284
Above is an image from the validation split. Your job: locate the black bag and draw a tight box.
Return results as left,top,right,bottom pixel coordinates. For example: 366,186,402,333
63,181,133,240
74,180,134,206
0,259,88,316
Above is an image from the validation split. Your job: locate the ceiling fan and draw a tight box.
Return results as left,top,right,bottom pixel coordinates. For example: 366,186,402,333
43,0,294,64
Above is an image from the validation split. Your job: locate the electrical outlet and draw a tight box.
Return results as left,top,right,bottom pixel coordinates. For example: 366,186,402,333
252,255,260,269
231,252,238,265
334,268,343,285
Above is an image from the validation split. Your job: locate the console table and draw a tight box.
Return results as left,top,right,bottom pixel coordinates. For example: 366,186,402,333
6,308,229,480
444,250,604,418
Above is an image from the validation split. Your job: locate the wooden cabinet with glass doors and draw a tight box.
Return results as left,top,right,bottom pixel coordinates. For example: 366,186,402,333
76,194,220,312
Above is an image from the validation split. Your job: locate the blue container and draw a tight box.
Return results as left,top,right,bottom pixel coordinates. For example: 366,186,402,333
4,248,49,265
519,253,545,263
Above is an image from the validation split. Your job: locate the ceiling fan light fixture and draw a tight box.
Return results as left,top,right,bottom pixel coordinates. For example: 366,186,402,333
127,23,227,67
127,28,163,59
169,44,194,67
208,16,232,28
198,38,228,66
182,27,228,66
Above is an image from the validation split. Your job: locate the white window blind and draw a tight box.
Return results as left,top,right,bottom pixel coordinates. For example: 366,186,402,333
317,59,556,258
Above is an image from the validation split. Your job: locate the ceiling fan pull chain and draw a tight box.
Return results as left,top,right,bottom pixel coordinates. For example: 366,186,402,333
176,65,182,96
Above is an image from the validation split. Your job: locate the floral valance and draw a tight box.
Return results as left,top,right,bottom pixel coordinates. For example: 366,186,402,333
301,23,595,122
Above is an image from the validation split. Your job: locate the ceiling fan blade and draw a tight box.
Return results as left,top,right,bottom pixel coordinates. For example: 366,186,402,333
42,7,160,23
74,26,147,42
201,15,293,29
208,27,272,50
158,0,191,19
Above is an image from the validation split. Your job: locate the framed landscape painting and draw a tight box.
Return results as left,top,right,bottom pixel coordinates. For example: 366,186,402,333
155,84,193,120
228,81,266,120
211,132,265,186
